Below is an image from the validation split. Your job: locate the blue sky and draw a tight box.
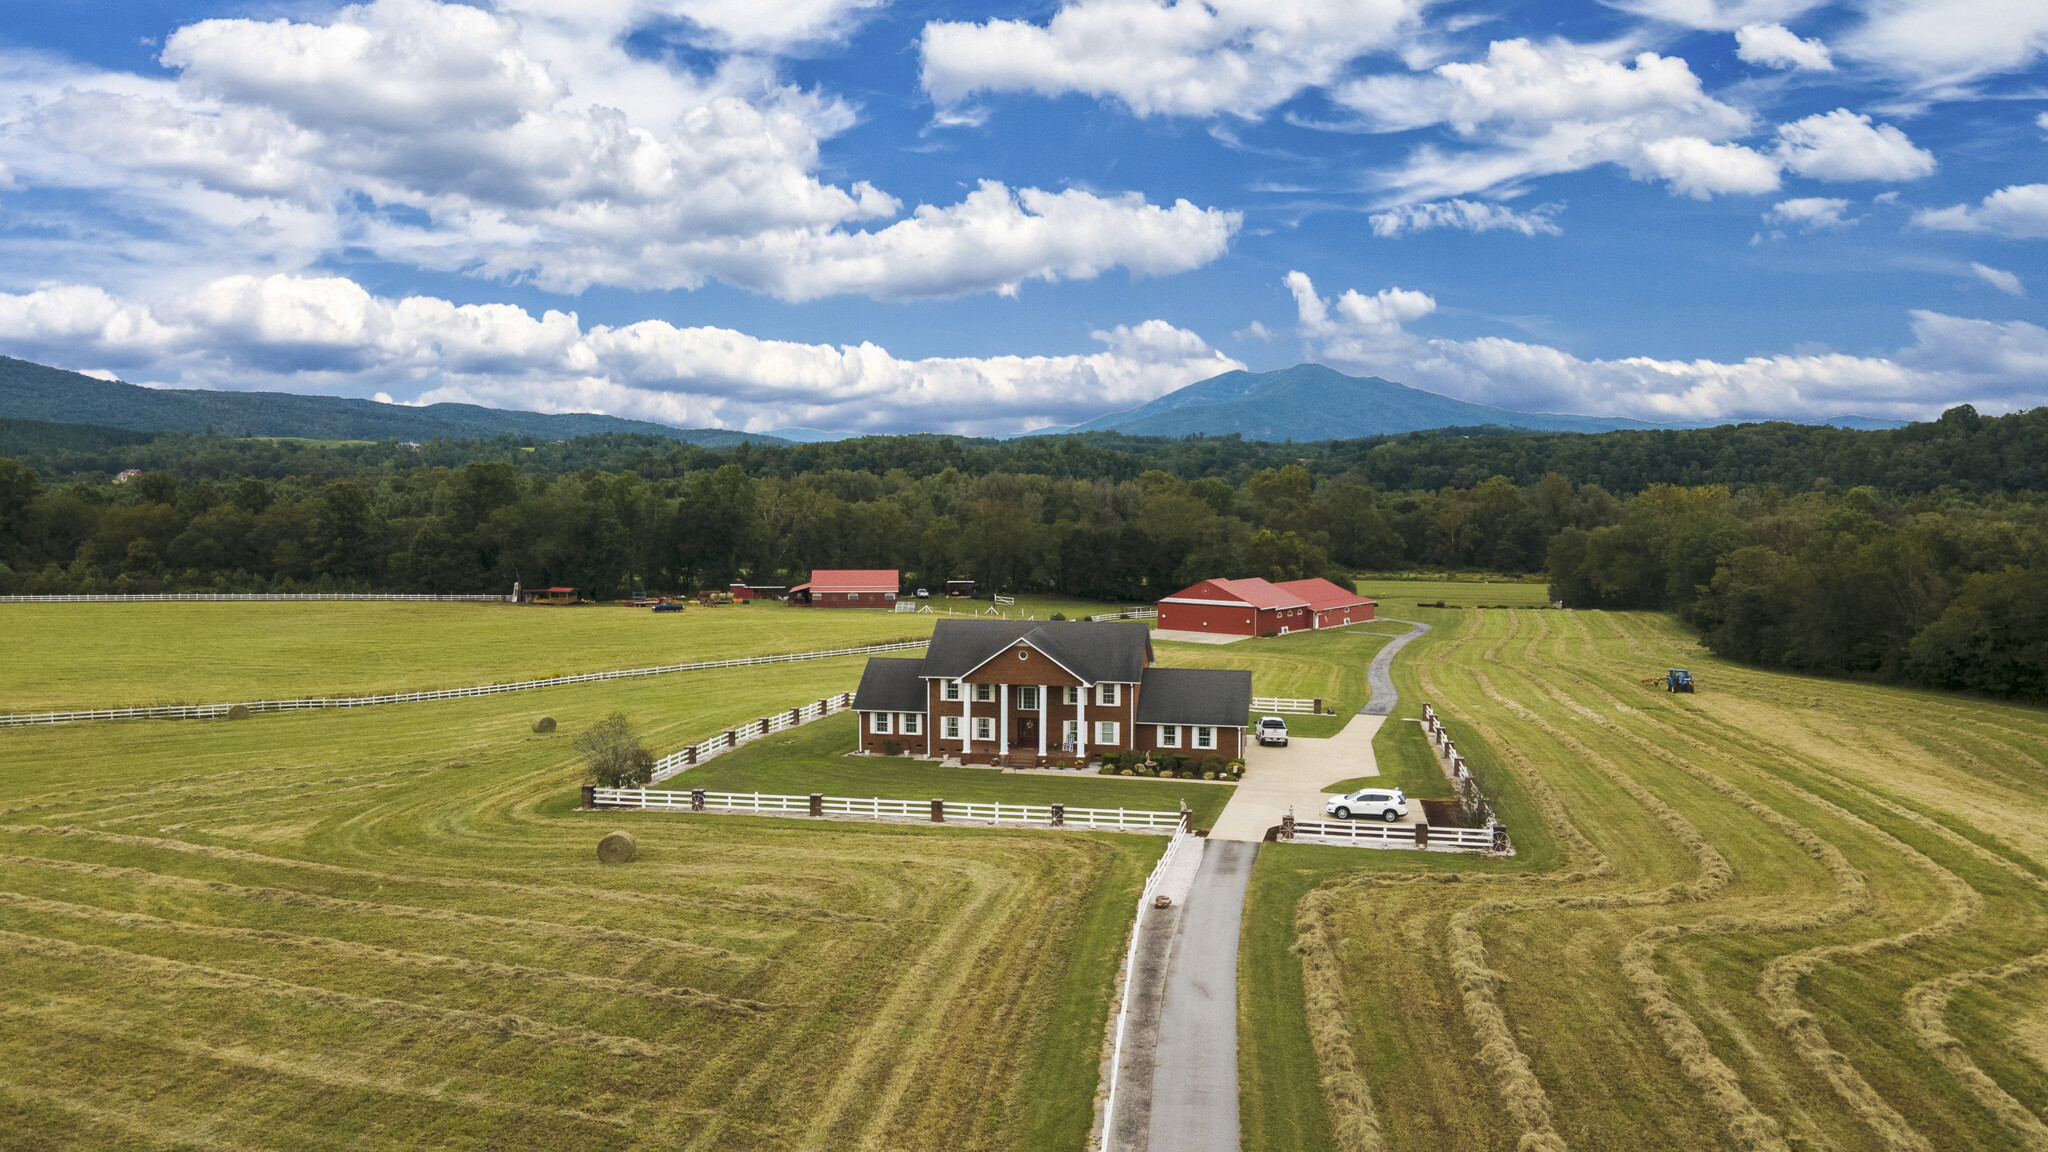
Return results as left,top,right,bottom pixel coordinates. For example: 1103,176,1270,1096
1,0,2044,434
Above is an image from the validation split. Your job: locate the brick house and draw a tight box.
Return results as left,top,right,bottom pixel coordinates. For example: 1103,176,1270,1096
1273,578,1376,629
787,569,899,607
851,619,1251,766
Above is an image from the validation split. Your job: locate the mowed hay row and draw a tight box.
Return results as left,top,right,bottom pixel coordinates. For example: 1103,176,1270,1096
0,664,1156,1151
1276,605,2048,1152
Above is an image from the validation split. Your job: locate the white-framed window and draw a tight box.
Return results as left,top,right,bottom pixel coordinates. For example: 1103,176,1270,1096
902,714,921,735
1096,720,1119,745
974,683,993,703
1195,726,1215,749
1018,686,1039,709
872,713,892,735
1064,685,1080,705
1097,683,1119,706
1064,719,1080,745
848,592,859,600
943,715,961,739
942,680,961,701
975,717,994,740
1160,724,1181,748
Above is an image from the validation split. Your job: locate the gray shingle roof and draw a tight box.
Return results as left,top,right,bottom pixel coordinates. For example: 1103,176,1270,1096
852,657,928,713
1134,667,1253,727
919,619,1153,684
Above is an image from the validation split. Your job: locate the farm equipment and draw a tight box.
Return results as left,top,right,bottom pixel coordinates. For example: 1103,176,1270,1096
1666,669,1695,693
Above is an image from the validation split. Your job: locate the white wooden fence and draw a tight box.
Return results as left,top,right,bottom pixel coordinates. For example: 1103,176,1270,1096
590,785,1186,832
0,593,511,603
0,640,926,728
1251,696,1322,714
1088,607,1157,622
645,692,860,782
993,594,1016,606
1103,820,1193,1151
1286,819,1504,852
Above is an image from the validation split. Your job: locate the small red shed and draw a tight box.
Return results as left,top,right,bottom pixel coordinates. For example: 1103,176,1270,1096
1273,578,1376,628
788,569,900,608
1157,577,1313,636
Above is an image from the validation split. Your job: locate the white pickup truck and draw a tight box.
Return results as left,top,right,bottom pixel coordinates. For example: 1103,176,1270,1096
1255,716,1289,746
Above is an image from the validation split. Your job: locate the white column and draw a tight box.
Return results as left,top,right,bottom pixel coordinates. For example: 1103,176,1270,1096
1000,684,1010,754
961,681,972,754
1038,685,1047,756
1076,685,1088,756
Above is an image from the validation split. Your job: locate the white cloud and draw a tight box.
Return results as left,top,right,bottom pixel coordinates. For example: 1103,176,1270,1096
1915,184,2048,238
1970,262,2025,296
0,0,1239,301
920,0,1428,119
1368,198,1562,236
1606,0,1826,32
1772,109,1935,182
1640,137,1783,198
1838,0,2048,95
1335,39,1770,203
1765,196,1853,228
0,274,1247,436
1734,23,1834,70
1284,270,2048,420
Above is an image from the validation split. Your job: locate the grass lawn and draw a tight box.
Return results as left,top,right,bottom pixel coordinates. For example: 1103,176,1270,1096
1153,626,1400,738
1237,603,2048,1152
1352,576,1556,610
0,657,1161,1150
676,712,1236,829
0,598,950,711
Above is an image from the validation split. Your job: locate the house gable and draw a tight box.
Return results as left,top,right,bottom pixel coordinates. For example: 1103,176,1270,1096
957,640,1086,686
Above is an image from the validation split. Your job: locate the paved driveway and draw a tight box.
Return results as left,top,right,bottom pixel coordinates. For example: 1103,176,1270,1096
1145,840,1258,1152
1208,716,1389,840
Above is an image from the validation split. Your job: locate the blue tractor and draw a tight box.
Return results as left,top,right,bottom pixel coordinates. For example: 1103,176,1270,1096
1666,669,1695,693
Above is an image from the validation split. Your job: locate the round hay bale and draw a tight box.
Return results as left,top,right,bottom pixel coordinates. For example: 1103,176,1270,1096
226,704,251,721
596,830,637,865
532,716,557,734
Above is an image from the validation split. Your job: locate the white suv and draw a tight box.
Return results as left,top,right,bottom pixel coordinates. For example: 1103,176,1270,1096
1327,787,1408,822
1256,716,1289,746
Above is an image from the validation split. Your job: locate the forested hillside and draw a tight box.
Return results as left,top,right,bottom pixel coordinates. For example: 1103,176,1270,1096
3,403,2046,701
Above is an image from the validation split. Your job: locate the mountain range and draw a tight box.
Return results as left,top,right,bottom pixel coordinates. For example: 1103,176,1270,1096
1032,363,1903,437
0,354,1905,447
0,357,789,446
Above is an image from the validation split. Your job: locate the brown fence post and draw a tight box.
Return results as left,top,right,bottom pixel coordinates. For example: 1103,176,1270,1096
758,717,769,735
1314,697,1323,714
1492,825,1509,853
930,798,945,823
580,784,595,809
809,793,824,817
686,745,698,766
790,707,800,726
690,788,705,811
1051,803,1064,827
725,729,737,748
1414,823,1430,848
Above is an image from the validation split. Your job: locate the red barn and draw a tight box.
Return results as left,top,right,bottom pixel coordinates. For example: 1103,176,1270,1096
1156,577,1314,637
788,569,899,608
1274,578,1375,628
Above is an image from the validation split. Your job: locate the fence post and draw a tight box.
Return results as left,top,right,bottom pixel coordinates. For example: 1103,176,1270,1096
691,788,705,812
1414,823,1429,848
1281,808,1295,841
1314,697,1323,714
1181,806,1192,833
726,729,737,748
1492,824,1509,853
789,707,800,726
1050,803,1064,827
686,746,698,766
809,793,823,817
580,784,595,809
930,798,945,823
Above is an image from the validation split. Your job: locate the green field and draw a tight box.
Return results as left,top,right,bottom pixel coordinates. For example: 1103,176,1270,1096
0,653,1165,1150
1352,576,1557,610
0,593,1139,712
1241,604,2048,1152
1154,625,1404,738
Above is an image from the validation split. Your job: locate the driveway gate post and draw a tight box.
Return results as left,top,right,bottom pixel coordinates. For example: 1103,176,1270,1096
1050,803,1064,827
930,798,945,823
690,788,705,811
809,793,824,817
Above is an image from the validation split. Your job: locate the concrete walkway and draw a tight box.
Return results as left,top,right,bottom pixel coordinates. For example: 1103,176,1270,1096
1204,619,1431,841
1145,840,1258,1152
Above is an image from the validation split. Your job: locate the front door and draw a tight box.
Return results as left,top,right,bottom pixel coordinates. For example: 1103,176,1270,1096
1015,717,1039,748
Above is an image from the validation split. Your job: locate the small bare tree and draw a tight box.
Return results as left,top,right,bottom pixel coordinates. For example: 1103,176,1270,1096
577,713,653,787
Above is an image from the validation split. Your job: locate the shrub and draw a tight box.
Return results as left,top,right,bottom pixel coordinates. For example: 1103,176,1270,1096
881,738,903,756
1227,758,1247,775
1202,770,1216,780
1120,768,1134,776
1049,612,1067,620
1200,754,1226,776
532,716,556,734
577,713,653,788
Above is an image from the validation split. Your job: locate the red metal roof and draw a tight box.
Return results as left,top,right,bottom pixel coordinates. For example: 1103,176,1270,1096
803,569,900,593
1162,577,1310,610
1273,578,1374,612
